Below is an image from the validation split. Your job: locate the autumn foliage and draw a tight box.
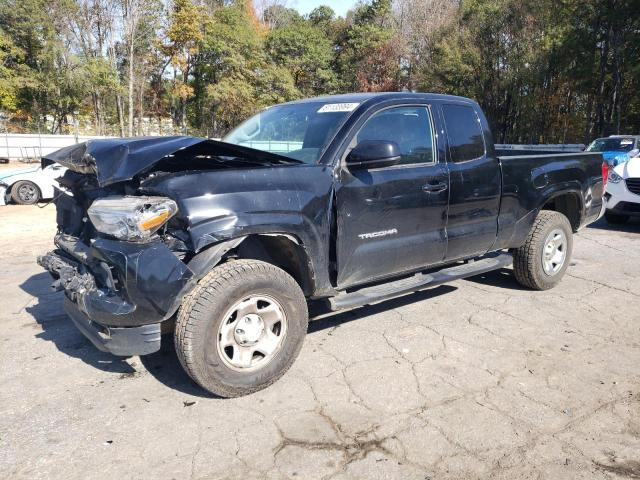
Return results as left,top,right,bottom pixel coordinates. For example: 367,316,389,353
0,0,638,143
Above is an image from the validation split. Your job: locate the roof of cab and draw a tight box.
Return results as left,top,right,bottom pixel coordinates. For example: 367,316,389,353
285,92,478,106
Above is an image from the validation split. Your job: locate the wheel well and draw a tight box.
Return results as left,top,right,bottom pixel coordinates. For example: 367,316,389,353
542,193,582,231
232,234,315,296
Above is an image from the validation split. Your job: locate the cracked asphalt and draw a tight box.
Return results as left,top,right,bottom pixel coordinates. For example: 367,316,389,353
1,205,639,480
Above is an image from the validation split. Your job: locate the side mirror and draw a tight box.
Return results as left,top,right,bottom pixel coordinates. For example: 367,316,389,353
346,140,401,170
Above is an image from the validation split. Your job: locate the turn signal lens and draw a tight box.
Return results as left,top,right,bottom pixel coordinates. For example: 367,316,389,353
140,211,171,231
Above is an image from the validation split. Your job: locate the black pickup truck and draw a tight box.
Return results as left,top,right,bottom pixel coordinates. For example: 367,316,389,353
38,93,605,397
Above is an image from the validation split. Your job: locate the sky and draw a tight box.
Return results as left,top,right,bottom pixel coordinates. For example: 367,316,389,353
289,0,358,18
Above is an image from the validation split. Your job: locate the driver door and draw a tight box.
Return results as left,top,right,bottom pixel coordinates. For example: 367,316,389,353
335,105,449,288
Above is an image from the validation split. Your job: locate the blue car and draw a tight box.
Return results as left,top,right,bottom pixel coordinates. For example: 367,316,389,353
586,135,640,166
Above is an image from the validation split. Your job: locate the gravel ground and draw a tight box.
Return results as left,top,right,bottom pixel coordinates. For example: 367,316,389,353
0,204,639,480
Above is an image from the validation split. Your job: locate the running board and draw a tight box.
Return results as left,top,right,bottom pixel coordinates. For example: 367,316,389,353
328,252,513,311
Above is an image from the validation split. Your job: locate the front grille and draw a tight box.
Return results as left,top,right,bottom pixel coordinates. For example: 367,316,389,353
626,177,640,195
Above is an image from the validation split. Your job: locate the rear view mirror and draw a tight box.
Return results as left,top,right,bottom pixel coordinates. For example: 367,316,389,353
346,140,401,169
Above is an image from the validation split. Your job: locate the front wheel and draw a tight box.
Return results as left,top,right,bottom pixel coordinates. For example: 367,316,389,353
174,259,308,397
11,180,41,205
513,210,573,290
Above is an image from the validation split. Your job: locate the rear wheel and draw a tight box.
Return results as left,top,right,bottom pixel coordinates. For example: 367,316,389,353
11,180,40,205
605,211,629,225
174,259,308,397
513,210,573,290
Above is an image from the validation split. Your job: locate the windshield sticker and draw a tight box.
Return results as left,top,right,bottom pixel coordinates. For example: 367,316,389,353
620,139,633,145
318,103,359,113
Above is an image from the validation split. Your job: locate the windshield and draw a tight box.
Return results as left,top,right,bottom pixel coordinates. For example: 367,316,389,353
587,138,636,153
223,101,358,164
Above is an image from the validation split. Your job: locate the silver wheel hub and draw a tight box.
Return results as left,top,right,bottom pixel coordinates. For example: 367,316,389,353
19,184,36,201
542,228,567,275
234,314,264,345
217,295,287,371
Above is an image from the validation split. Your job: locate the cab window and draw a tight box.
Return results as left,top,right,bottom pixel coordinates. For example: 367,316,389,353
354,106,435,166
442,104,485,162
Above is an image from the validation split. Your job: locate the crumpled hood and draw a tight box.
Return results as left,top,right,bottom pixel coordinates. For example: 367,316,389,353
42,136,205,187
42,135,299,187
0,166,40,182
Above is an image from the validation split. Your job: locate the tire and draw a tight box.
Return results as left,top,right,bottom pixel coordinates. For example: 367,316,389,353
11,180,41,205
605,211,629,225
513,210,573,291
175,259,308,397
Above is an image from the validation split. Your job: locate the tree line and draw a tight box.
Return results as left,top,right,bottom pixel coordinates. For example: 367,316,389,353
0,0,638,143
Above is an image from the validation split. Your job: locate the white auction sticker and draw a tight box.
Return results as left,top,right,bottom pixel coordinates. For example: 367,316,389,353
620,139,633,145
317,103,359,113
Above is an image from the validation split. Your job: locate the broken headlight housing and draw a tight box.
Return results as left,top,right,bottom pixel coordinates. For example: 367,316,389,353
88,196,178,242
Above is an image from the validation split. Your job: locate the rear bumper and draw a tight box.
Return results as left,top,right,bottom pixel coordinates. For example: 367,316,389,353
64,297,161,356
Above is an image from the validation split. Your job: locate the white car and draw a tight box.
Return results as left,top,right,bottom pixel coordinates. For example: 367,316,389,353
604,157,640,224
0,163,67,205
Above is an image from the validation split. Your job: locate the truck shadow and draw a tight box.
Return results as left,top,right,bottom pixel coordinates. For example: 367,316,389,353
20,273,461,398
464,268,529,291
587,216,640,232
141,285,459,398
140,338,218,398
20,272,136,375
21,272,218,397
307,285,457,333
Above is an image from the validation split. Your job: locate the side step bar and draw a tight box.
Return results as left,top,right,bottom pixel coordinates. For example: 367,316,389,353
327,252,513,311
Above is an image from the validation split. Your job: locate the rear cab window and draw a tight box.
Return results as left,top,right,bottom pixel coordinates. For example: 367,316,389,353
441,104,485,162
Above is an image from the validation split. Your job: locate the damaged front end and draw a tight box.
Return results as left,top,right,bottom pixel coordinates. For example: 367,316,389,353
36,137,218,356
36,162,198,355
38,231,195,356
38,135,323,356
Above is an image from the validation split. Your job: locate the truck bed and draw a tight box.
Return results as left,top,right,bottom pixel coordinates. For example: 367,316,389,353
493,151,605,250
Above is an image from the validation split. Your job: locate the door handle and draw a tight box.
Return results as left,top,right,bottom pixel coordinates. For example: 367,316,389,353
422,182,448,193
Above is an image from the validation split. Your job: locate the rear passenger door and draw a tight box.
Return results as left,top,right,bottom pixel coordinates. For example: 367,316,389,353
440,103,501,261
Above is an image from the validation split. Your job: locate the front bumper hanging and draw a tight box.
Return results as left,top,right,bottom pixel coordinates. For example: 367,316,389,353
38,235,195,356
63,296,161,356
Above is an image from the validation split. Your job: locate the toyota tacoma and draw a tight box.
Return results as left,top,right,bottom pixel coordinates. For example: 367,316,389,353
38,93,606,397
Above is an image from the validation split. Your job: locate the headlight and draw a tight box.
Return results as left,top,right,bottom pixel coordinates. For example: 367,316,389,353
88,196,178,241
608,170,624,184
